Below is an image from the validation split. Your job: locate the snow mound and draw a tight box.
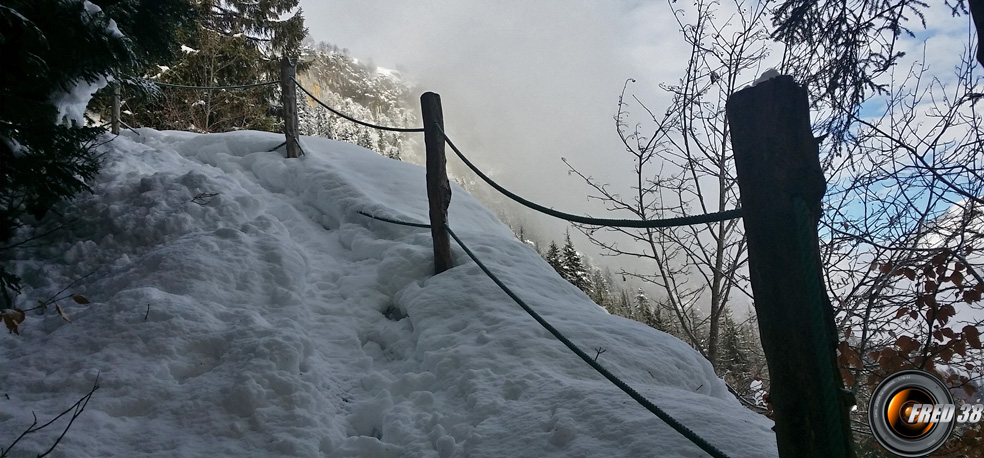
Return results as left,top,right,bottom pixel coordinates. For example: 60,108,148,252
752,68,781,87
1,129,777,457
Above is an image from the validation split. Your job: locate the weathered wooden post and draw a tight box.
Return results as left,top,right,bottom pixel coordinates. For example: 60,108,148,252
111,83,121,135
279,56,301,159
726,75,855,458
420,92,453,274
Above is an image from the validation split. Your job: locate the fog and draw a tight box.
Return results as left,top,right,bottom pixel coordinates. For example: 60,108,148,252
297,1,692,262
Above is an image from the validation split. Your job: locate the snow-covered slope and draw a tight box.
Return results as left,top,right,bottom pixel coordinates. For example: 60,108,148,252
0,130,777,457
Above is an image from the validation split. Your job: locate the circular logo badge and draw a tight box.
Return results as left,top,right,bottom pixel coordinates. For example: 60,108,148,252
869,370,955,456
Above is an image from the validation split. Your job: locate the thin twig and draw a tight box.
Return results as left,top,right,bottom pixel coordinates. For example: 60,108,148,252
37,375,99,457
1,374,99,458
0,220,76,253
41,270,99,306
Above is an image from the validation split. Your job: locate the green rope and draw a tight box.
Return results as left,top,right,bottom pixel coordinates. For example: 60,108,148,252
268,140,287,152
436,124,742,228
446,224,732,458
793,197,850,455
293,78,426,133
148,80,280,90
357,211,432,229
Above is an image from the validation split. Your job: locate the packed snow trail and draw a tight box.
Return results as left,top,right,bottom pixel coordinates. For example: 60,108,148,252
0,130,777,457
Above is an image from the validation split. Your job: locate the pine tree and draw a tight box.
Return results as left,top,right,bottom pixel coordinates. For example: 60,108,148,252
614,289,633,318
199,0,305,59
560,231,590,291
587,267,611,306
545,241,563,276
635,290,672,332
130,0,307,132
716,308,768,403
145,28,280,132
719,309,752,377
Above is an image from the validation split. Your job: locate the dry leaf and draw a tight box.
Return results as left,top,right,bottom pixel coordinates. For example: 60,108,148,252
72,295,90,305
952,271,965,288
964,383,978,397
939,346,954,363
55,304,71,323
895,335,920,355
953,338,967,357
2,308,26,335
964,325,982,350
938,305,956,325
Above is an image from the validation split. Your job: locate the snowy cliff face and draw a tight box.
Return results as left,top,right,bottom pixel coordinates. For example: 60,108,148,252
296,44,421,162
0,130,777,457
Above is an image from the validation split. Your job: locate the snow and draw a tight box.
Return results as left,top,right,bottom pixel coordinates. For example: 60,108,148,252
50,75,110,126
48,0,125,126
81,0,123,38
751,68,781,86
376,66,402,79
0,130,778,457
181,44,199,54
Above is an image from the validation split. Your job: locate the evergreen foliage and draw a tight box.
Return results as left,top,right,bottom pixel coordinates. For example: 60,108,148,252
93,0,198,70
523,225,766,397
560,231,589,290
544,241,563,277
199,0,305,58
134,28,279,132
120,0,306,133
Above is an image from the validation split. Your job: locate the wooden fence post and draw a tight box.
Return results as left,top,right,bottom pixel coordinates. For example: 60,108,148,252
420,92,453,274
726,76,855,458
111,83,121,135
280,56,301,159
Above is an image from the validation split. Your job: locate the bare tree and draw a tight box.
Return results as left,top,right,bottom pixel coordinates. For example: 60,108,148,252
566,0,770,370
816,43,984,453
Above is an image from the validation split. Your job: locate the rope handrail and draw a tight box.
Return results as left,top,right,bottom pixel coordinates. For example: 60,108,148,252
292,78,426,133
434,124,742,228
145,79,281,90
357,211,431,228
355,211,731,458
